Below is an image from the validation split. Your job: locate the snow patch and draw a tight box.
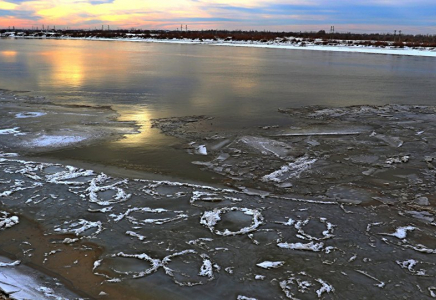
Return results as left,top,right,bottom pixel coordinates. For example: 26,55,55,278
382,226,416,239
256,261,284,269
0,211,19,230
0,127,25,136
196,145,208,156
54,219,103,238
277,241,325,252
262,157,317,183
15,112,46,118
27,135,86,147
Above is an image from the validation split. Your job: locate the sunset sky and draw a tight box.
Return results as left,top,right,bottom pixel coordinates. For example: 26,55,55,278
0,0,435,33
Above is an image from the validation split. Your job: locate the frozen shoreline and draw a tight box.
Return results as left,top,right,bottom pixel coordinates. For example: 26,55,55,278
5,35,436,57
68,37,436,57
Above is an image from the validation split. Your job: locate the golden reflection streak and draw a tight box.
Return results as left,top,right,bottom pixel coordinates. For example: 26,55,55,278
113,106,154,145
0,51,18,63
36,50,85,87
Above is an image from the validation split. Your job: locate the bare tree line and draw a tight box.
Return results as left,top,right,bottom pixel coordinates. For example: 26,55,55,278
1,28,435,47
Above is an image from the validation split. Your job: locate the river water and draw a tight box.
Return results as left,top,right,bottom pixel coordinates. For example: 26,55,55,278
1,39,435,181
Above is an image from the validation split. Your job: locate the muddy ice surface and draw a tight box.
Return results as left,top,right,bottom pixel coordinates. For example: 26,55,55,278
2,98,436,299
152,105,436,202
151,104,436,298
1,150,436,298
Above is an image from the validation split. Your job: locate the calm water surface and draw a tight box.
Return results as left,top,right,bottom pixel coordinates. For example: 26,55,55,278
1,39,435,180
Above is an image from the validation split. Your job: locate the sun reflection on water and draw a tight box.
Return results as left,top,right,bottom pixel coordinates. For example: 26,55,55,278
0,51,18,63
37,50,85,88
113,105,155,146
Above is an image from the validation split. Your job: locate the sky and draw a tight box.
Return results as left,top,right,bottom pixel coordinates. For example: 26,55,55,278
0,0,435,34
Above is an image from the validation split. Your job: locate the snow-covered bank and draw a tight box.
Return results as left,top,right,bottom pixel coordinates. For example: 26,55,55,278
215,41,436,57
3,33,436,57
8,35,436,57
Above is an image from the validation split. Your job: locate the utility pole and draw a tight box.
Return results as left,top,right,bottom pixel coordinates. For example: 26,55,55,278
181,24,183,31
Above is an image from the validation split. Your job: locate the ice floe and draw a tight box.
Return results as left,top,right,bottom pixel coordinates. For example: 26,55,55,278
196,145,208,156
112,207,188,225
97,249,219,287
87,173,131,206
237,296,257,300
200,207,264,236
279,272,335,299
382,226,416,239
277,241,325,252
0,127,25,136
240,136,290,158
126,231,146,241
15,112,46,119
396,259,428,276
54,219,104,238
0,211,19,229
276,217,335,241
261,157,317,183
256,261,284,269
0,260,20,267
45,165,95,185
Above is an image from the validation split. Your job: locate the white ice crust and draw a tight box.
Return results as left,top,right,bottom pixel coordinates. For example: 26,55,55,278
40,36,436,57
262,157,317,183
15,112,46,119
0,212,19,230
27,135,86,147
0,127,25,136
200,207,264,236
256,261,285,269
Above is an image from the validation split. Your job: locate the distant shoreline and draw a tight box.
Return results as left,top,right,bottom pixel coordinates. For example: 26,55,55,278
2,36,436,57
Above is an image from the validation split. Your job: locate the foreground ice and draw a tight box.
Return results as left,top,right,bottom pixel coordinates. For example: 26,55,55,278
0,90,139,153
2,101,436,298
0,156,436,299
27,135,87,147
0,256,80,299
